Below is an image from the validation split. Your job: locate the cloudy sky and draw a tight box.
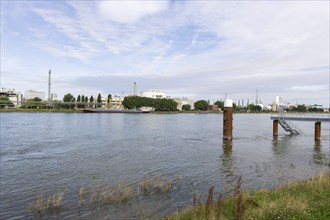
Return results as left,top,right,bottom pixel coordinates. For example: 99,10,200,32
1,1,329,106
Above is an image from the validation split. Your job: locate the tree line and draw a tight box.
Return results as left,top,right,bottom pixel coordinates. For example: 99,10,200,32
122,96,177,111
286,104,324,113
61,93,112,109
0,93,325,113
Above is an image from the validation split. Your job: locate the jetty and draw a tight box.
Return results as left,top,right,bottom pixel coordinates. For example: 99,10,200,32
271,113,330,140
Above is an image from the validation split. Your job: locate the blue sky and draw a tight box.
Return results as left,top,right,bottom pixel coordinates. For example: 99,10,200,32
1,1,329,106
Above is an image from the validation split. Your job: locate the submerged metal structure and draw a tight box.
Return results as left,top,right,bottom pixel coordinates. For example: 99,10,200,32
271,113,330,140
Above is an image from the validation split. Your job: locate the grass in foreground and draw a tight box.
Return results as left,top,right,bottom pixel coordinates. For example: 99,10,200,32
167,172,330,220
26,191,64,217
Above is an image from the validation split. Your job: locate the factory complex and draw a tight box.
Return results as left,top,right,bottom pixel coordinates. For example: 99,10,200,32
0,71,327,112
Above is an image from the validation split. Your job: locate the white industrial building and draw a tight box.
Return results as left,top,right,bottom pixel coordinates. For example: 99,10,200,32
272,96,282,111
174,97,195,111
0,88,23,107
25,90,45,100
110,95,124,109
140,90,168,99
51,93,58,101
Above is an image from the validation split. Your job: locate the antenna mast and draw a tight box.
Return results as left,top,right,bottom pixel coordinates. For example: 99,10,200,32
256,89,259,105
134,82,137,96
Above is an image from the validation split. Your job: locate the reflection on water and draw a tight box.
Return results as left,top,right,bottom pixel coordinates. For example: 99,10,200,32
313,140,327,165
272,135,329,167
220,140,235,187
272,135,293,157
0,113,329,219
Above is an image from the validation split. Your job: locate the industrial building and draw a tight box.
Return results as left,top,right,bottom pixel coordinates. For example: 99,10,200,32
141,90,168,99
174,97,195,111
0,88,23,107
51,93,58,101
25,90,45,101
272,96,282,111
110,95,124,109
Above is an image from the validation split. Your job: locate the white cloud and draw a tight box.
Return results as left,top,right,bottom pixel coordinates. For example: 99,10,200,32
289,85,328,92
97,1,168,24
1,1,329,106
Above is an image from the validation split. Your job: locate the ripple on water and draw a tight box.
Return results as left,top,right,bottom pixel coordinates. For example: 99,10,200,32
0,113,329,219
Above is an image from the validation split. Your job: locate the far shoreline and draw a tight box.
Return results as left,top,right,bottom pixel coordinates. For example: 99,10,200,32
1,108,328,114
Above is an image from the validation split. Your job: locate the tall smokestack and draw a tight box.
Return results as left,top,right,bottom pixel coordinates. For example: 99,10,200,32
134,82,137,96
256,89,259,105
48,69,51,101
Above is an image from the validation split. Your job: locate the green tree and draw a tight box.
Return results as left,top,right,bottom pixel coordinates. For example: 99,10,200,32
97,93,102,108
0,97,14,108
107,94,112,102
30,97,42,102
106,94,112,108
63,93,75,109
89,95,94,108
63,93,75,102
77,95,83,108
89,95,94,103
154,98,177,111
248,104,262,112
296,105,307,112
233,102,239,111
52,100,62,109
194,100,208,111
308,107,324,112
182,104,191,111
23,97,44,109
289,104,307,112
79,95,86,108
122,96,137,109
78,95,87,108
122,96,177,111
0,97,10,101
214,100,224,109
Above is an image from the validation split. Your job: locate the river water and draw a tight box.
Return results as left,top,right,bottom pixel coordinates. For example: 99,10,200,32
0,113,329,219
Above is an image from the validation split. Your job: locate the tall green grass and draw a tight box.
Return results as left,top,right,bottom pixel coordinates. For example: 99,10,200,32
167,172,330,220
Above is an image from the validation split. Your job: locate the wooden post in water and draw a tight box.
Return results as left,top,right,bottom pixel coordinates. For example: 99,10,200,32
273,120,279,137
315,122,321,140
223,99,233,140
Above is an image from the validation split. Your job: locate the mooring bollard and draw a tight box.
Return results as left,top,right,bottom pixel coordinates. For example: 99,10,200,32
315,122,321,141
273,120,279,137
223,98,233,140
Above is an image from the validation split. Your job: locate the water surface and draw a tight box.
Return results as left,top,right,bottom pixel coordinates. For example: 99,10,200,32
1,113,329,219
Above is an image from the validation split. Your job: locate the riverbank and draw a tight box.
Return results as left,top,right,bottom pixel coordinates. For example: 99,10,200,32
2,108,328,114
0,109,221,114
0,109,201,114
0,108,210,114
167,172,330,220
0,108,82,113
0,109,249,114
